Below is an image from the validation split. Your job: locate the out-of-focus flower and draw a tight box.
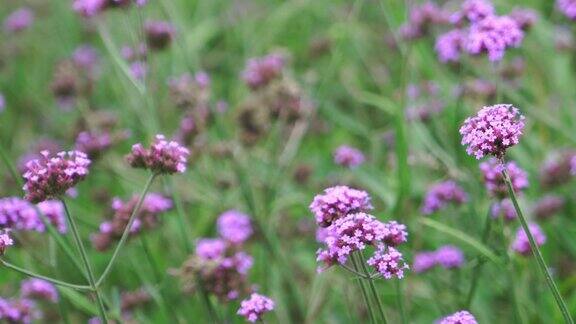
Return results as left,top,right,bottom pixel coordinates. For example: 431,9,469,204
72,45,100,75
510,8,538,30
465,15,524,61
127,134,189,174
421,180,468,215
309,186,373,227
130,61,147,81
533,195,565,220
120,288,151,312
333,145,365,168
0,94,4,113
145,20,176,50
512,222,546,256
217,210,253,245
0,298,38,323
75,131,112,160
399,2,450,40
555,27,574,51
413,251,437,273
3,8,34,33
491,199,517,221
168,72,211,110
435,245,465,269
241,53,285,90
0,231,13,255
439,310,478,324
460,104,525,159
558,0,576,20
237,293,275,323
22,151,91,203
121,43,147,62
21,279,58,303
50,60,95,109
0,198,41,232
451,0,494,25
479,159,528,198
540,151,576,188
367,245,409,279
37,200,67,233
73,0,107,17
435,30,465,63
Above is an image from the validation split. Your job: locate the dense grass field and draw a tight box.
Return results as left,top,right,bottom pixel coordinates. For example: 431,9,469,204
1,0,576,323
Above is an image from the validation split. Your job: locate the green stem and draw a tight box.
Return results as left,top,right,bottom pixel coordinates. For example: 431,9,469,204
351,254,376,324
61,200,108,323
0,259,92,291
0,143,23,188
465,206,493,308
503,168,574,324
357,252,388,324
97,173,157,286
395,280,407,324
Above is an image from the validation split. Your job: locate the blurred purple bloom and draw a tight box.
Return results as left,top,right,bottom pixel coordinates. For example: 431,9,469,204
0,198,43,232
512,222,546,256
413,251,437,273
333,145,365,168
451,0,494,25
37,200,67,233
217,210,253,245
241,53,285,90
130,61,147,81
421,180,468,215
558,0,576,20
510,8,539,30
4,8,34,33
0,93,4,113
465,15,524,61
72,45,100,75
127,134,190,174
439,310,478,324
491,199,517,221
309,186,373,227
21,279,58,303
435,29,465,63
145,20,176,50
533,195,565,220
196,238,227,260
435,245,465,269
479,158,528,198
75,131,112,159
73,0,107,17
0,298,38,323
237,293,275,323
399,2,450,40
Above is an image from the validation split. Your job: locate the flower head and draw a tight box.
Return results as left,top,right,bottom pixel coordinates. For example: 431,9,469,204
382,221,408,246
72,0,107,17
480,158,528,198
465,15,524,61
37,200,67,233
237,293,275,323
435,30,465,63
0,298,38,323
75,131,112,160
217,210,253,245
533,195,565,220
435,245,465,269
367,245,409,279
22,150,91,203
439,310,478,324
451,0,494,25
309,186,373,227
421,181,468,215
491,199,517,221
127,134,189,174
460,104,525,159
0,231,13,256
145,20,176,50
512,222,546,256
413,251,437,273
333,145,365,168
3,8,34,33
558,0,576,20
21,279,58,303
241,53,285,90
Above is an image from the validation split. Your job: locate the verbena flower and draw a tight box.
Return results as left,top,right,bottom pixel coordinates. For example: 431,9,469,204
460,104,525,159
309,186,373,227
533,195,565,220
413,251,437,273
22,150,91,203
435,245,465,269
479,158,528,198
129,61,147,81
439,310,478,324
237,293,275,323
435,30,465,63
21,279,58,303
0,298,38,323
367,245,409,279
510,8,539,30
145,20,176,51
0,231,13,256
465,15,524,61
37,200,67,233
421,180,468,215
72,0,107,17
333,145,365,168
512,222,546,256
491,199,517,221
539,151,576,188
558,0,576,20
3,8,34,33
217,210,253,245
382,221,408,246
241,53,285,90
75,131,112,160
0,198,42,232
399,2,450,40
127,134,189,174
451,0,494,24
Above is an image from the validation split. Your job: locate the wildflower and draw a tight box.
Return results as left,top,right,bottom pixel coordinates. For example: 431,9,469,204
510,8,539,30
451,0,494,24
491,199,517,221
72,0,107,17
22,150,91,203
195,238,227,260
145,21,176,50
0,94,4,113
333,145,365,168
558,0,576,20
126,134,189,174
241,53,285,90
75,131,112,160
439,310,478,324
21,279,58,303
534,195,565,220
120,288,151,312
480,159,528,198
435,29,465,63
367,245,409,279
0,231,13,255
421,180,468,215
168,72,211,109
237,293,275,323
399,2,450,40
540,151,576,188
309,186,373,227
459,104,525,159
0,198,42,232
465,15,524,61
435,245,465,269
3,8,34,33
0,298,38,323
413,251,437,273
382,221,408,246
37,200,67,233
217,210,253,245
72,45,100,75
130,61,147,81
512,222,546,256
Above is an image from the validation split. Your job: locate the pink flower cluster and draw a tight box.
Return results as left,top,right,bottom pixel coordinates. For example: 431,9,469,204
367,245,409,279
439,310,478,324
241,53,286,90
22,150,91,203
399,2,450,40
309,186,373,227
333,145,365,169
421,180,468,215
127,134,189,174
237,293,275,323
145,20,176,51
0,198,67,234
460,104,525,159
539,151,576,188
490,199,517,221
479,158,528,198
451,0,494,24
73,0,144,18
413,245,465,273
512,222,546,256
3,8,34,33
21,279,58,303
0,231,13,256
217,210,253,245
0,298,37,324
533,195,565,220
558,0,576,20
75,131,112,160
465,15,524,61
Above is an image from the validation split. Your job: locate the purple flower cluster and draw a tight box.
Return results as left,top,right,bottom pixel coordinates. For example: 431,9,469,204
451,0,494,24
237,293,275,323
539,151,576,188
510,8,539,30
413,245,465,273
309,186,373,227
217,210,253,245
3,8,34,33
480,158,528,198
22,150,91,203
37,200,67,233
0,231,13,255
127,134,190,174
0,298,37,324
465,15,524,61
241,53,285,90
91,193,172,251
0,198,42,232
439,310,478,324
512,222,546,256
20,279,58,303
168,72,211,110
421,180,468,215
435,30,466,63
460,104,525,159
490,199,517,221
333,145,365,168
75,131,112,160
399,2,450,40
533,195,565,220
72,0,140,17
145,20,176,51
367,245,409,279
558,0,576,20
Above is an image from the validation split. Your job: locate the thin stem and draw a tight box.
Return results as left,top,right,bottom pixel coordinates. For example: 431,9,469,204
465,206,493,308
395,280,407,324
61,200,108,323
357,252,388,324
0,259,92,291
340,263,369,279
97,173,157,286
351,254,376,324
503,168,574,324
